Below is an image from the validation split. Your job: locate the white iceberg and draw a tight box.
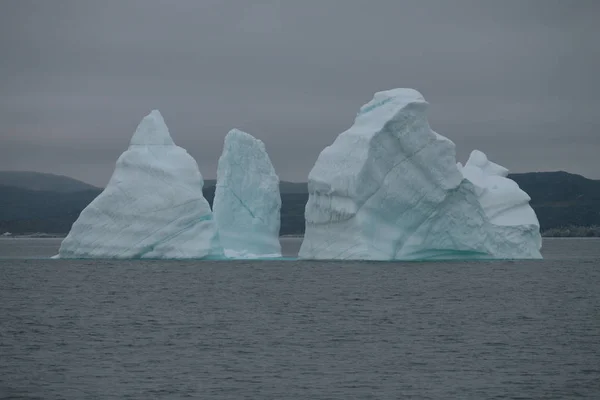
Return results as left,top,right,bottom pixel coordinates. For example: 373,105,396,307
57,110,223,259
213,129,282,258
458,150,542,257
299,88,542,260
459,150,539,227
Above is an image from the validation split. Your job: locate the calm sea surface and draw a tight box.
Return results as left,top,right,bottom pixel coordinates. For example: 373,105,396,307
1,238,599,399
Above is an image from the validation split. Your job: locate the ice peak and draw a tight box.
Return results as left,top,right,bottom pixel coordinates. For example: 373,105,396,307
225,129,266,152
357,88,426,117
57,109,223,259
465,150,509,177
129,110,175,146
374,88,425,103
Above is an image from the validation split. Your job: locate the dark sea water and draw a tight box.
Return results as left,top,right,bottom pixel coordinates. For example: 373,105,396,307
1,238,599,399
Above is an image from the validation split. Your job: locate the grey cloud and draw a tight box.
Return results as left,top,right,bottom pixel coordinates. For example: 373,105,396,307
1,0,598,186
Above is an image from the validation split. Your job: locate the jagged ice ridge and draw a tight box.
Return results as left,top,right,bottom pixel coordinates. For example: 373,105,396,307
299,88,542,260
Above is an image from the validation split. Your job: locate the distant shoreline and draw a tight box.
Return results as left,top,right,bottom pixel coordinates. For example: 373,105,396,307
1,234,66,239
541,226,600,238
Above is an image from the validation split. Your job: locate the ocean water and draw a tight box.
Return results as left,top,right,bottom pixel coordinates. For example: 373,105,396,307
1,238,599,399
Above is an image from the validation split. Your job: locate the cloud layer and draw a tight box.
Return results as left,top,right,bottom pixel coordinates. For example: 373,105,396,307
1,0,598,186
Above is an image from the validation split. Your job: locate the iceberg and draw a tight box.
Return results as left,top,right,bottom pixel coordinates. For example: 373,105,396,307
57,110,223,259
299,88,542,260
459,150,539,226
213,129,282,258
458,150,542,257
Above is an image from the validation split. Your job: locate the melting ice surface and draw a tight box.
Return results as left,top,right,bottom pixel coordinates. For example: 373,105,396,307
57,110,223,259
213,129,282,258
299,88,542,260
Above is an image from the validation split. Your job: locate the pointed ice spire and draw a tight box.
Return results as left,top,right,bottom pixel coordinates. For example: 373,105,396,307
57,109,223,259
129,110,175,146
213,128,281,258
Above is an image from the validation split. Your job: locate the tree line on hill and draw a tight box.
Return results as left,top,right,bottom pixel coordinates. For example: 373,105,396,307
0,171,599,237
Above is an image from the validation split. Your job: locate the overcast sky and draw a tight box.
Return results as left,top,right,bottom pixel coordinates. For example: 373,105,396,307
1,0,598,186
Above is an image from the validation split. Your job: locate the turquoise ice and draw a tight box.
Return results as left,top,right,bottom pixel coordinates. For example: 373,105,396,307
213,129,282,259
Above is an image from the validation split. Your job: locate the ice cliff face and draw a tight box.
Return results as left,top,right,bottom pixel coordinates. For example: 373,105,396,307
57,110,223,259
213,129,281,258
299,89,542,260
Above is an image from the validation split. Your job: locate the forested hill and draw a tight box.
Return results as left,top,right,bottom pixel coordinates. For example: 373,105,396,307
1,171,598,236
508,172,600,233
0,171,99,193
